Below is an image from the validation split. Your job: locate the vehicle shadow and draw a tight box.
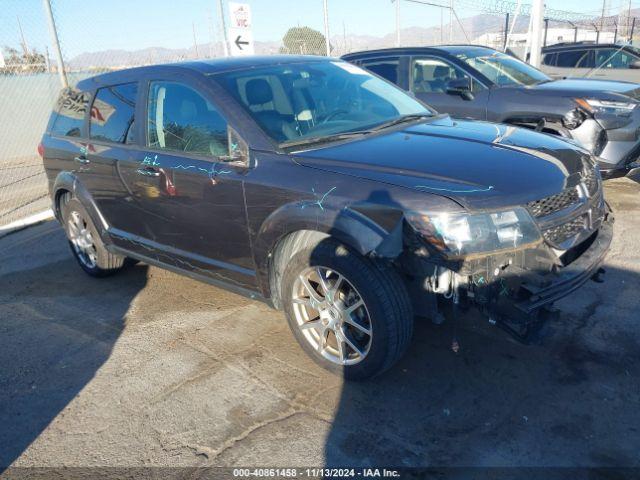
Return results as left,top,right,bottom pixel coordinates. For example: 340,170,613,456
317,192,640,469
0,226,148,469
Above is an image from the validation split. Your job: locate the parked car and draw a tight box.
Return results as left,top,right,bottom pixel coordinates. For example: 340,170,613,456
343,46,640,178
540,42,640,82
41,56,612,379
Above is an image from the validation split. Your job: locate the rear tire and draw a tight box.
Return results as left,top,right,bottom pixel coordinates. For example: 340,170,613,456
60,193,126,277
280,238,413,380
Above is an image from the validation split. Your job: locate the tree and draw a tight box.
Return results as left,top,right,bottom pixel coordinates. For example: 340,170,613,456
1,46,47,75
280,26,329,55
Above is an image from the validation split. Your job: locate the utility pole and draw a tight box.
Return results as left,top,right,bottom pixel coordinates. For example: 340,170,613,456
529,0,544,67
17,16,30,56
395,0,401,47
626,0,632,40
208,11,216,57
217,0,229,57
192,23,200,58
449,0,454,42
600,0,607,31
323,0,331,56
42,0,67,88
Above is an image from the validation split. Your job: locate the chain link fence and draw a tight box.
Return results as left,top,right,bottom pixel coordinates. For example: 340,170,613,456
0,0,632,230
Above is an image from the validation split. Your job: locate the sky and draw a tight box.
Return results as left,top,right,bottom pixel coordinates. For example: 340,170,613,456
0,0,638,59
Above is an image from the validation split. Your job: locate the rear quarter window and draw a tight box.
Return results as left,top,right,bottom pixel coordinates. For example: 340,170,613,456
51,88,90,137
90,83,138,144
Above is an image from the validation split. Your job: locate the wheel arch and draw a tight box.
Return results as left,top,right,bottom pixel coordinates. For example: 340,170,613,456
254,203,405,308
52,171,110,239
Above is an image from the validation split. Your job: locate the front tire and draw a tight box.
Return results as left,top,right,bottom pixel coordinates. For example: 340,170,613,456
60,193,126,277
281,238,413,380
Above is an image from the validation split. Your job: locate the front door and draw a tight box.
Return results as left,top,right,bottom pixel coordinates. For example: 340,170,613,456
114,79,256,289
410,56,489,120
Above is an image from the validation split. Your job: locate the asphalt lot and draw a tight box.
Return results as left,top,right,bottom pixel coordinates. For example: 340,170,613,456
1,174,639,470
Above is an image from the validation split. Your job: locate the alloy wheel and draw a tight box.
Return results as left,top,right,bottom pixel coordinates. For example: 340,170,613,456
292,266,372,365
67,210,97,269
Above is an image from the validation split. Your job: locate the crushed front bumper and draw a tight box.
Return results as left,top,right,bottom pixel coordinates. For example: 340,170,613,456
515,213,613,314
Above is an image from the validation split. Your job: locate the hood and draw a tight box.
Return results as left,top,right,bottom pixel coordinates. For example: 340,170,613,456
527,78,640,101
293,116,591,210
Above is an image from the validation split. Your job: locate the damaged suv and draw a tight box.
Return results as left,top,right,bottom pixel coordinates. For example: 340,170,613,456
41,56,613,379
344,46,640,178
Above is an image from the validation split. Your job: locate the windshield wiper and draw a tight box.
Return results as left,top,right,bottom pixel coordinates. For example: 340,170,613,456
281,130,372,149
280,113,432,149
368,113,432,132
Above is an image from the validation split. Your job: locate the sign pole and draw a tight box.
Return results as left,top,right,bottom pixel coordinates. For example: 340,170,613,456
395,0,401,47
218,0,230,57
42,0,68,88
323,0,331,56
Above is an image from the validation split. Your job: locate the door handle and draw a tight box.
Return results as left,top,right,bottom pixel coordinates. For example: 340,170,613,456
74,155,89,164
136,167,161,177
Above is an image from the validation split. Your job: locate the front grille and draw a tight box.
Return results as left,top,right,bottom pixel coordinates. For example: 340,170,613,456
583,166,599,197
542,216,586,245
527,187,580,218
528,162,603,247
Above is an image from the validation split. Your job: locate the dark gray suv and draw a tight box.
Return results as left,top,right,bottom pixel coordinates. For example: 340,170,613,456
41,56,612,379
344,46,640,178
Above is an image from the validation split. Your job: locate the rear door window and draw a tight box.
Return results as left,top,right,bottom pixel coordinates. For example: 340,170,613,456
90,83,138,144
360,59,400,84
147,81,229,157
51,88,89,137
556,49,590,67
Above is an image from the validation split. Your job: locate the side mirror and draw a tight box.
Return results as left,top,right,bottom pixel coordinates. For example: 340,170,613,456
219,127,249,165
446,78,474,101
630,60,640,69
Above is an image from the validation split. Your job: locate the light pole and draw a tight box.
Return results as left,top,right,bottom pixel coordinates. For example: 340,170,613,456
42,0,67,88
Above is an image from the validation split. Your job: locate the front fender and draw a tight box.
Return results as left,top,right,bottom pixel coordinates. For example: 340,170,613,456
252,199,405,297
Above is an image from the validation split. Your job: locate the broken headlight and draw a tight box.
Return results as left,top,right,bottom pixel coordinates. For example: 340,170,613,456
406,207,541,257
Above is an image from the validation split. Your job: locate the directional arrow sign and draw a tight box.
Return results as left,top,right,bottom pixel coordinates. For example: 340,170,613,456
228,28,254,56
235,35,249,50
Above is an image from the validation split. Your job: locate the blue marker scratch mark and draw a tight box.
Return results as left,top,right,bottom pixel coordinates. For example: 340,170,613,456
414,185,494,194
301,186,337,211
173,162,231,180
142,154,161,167
499,278,509,296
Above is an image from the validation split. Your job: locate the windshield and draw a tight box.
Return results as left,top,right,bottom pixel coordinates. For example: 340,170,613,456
213,61,432,145
456,50,550,86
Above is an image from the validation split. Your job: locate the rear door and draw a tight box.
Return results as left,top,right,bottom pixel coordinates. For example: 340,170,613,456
45,88,92,198
409,55,489,119
112,75,256,289
83,82,140,233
